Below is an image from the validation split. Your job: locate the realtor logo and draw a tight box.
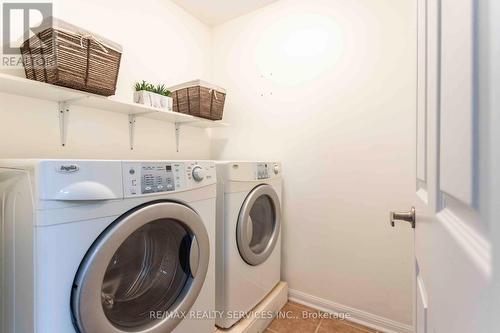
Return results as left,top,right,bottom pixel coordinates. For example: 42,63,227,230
2,2,52,67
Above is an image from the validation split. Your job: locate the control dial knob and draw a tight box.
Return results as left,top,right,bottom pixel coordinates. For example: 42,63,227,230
273,164,280,175
192,166,205,182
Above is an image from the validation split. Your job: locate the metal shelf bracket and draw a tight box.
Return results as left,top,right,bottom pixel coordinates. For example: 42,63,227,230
58,101,70,147
57,97,89,147
129,114,137,150
175,122,181,153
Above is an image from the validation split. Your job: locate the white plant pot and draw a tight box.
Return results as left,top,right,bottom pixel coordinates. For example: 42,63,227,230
134,90,173,111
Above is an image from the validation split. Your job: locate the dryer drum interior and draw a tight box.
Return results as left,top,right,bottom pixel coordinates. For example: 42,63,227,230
71,201,210,333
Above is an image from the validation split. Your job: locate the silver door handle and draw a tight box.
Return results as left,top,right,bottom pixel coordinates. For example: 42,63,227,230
390,207,416,228
189,235,199,277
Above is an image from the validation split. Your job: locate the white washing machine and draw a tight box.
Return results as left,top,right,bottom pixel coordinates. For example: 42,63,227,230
215,161,282,328
0,159,217,333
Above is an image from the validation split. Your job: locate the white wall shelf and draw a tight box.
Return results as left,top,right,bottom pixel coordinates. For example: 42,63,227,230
0,73,228,151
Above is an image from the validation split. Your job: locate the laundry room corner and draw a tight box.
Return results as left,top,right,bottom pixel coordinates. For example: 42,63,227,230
209,0,416,331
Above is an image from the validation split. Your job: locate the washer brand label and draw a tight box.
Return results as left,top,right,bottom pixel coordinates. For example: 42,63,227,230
56,164,80,173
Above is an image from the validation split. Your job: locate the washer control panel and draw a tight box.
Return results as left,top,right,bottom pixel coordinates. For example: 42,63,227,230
141,163,176,194
123,161,215,197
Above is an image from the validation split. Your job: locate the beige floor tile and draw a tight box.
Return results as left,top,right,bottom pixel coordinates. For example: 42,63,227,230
268,318,318,333
318,318,375,333
267,302,378,333
280,302,323,325
268,302,319,333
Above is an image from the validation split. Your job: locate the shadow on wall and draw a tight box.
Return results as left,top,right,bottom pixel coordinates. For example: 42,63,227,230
210,136,229,160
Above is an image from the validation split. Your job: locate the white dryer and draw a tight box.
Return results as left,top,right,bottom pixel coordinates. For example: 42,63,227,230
215,161,282,328
0,159,216,333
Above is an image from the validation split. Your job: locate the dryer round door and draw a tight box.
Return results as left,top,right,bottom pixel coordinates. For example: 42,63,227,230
71,201,210,333
236,184,281,266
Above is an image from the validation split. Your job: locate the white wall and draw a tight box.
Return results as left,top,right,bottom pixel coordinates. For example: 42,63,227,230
0,0,212,159
211,0,416,327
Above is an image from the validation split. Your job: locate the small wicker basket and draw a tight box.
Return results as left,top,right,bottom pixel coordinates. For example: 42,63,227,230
169,80,226,121
20,18,122,96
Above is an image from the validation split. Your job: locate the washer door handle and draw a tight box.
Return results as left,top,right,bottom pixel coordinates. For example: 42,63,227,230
189,235,199,277
246,216,254,245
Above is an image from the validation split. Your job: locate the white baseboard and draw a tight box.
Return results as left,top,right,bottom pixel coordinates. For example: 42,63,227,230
288,289,414,333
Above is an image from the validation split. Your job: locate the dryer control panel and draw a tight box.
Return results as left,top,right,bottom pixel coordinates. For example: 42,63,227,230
216,161,281,182
255,162,280,180
122,161,215,197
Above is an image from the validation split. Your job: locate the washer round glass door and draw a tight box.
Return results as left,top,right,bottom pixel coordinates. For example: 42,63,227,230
236,184,281,266
71,202,210,333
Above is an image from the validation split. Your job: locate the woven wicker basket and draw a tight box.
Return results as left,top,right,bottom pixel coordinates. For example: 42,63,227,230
169,80,226,121
20,18,122,96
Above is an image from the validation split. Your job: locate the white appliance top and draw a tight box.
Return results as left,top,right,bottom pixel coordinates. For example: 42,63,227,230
0,159,216,201
215,161,281,182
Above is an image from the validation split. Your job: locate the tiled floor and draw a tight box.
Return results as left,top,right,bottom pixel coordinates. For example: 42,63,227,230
266,301,380,333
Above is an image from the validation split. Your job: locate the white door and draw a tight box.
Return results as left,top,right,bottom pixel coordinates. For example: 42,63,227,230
479,0,500,331
392,0,492,332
